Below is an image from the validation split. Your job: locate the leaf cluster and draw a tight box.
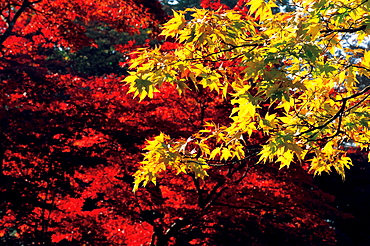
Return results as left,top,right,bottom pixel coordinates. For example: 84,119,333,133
125,0,370,190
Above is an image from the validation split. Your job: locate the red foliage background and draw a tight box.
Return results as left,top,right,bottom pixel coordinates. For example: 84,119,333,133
0,0,349,245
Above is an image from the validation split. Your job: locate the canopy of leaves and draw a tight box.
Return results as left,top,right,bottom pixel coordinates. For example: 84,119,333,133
125,0,370,191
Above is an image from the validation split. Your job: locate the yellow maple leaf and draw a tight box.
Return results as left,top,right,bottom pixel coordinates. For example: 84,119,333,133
161,10,186,38
361,50,370,69
248,0,277,21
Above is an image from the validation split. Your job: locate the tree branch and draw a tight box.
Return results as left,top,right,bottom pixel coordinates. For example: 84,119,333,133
185,145,262,167
298,84,370,137
0,0,29,48
0,0,41,49
321,25,366,35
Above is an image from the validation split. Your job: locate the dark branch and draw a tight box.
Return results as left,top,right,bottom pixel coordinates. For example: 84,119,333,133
182,42,261,63
339,83,370,102
299,84,370,137
184,145,261,167
0,0,30,49
321,25,366,35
